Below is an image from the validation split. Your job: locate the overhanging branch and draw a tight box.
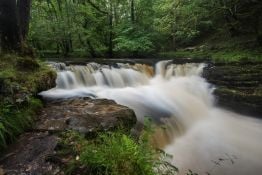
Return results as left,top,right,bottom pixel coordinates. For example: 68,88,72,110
86,0,107,14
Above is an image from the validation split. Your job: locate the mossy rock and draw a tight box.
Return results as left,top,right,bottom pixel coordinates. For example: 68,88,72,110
16,57,40,71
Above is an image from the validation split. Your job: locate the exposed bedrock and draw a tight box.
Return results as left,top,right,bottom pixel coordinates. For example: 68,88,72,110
203,62,262,117
36,97,137,134
0,98,137,175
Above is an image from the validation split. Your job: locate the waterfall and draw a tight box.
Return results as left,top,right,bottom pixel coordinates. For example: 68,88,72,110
40,61,262,175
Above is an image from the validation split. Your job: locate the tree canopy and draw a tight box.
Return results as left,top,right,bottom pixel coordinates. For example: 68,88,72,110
0,0,261,57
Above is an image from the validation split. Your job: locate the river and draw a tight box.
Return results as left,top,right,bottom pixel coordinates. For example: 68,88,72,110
40,60,262,175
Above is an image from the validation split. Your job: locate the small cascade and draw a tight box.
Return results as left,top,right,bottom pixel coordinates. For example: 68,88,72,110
40,60,262,175
52,62,154,89
51,61,205,89
155,60,205,78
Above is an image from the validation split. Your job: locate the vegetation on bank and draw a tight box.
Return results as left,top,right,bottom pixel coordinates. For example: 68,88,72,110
158,30,262,63
0,98,42,149
0,54,56,149
159,48,262,63
55,129,178,175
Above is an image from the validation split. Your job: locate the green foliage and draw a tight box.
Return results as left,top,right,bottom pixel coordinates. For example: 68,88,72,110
80,132,155,175
114,27,154,55
16,57,40,71
159,48,262,63
0,54,55,150
0,98,42,149
59,128,178,175
28,0,262,58
0,54,56,95
29,0,110,57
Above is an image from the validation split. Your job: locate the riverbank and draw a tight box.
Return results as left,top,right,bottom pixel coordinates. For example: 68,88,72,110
158,48,262,63
40,48,262,67
38,35,262,64
203,62,262,117
0,98,150,175
0,54,56,149
0,55,177,175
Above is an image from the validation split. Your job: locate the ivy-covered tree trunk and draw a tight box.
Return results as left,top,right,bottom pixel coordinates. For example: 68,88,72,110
0,0,32,54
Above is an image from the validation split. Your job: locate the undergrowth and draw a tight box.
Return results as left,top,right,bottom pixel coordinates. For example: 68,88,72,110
0,98,42,149
159,48,262,63
58,128,178,175
158,33,262,63
0,54,56,150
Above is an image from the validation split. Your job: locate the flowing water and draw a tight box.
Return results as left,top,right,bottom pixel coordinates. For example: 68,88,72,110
40,61,262,175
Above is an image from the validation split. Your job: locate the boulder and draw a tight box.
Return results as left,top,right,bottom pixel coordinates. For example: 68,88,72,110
35,98,137,134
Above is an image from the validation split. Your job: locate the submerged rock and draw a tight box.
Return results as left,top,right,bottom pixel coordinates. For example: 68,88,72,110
36,97,137,134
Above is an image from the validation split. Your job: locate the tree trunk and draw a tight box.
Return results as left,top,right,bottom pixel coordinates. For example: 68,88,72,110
108,0,113,58
131,0,135,24
0,0,19,52
0,0,32,54
17,0,31,43
17,0,32,55
87,40,97,58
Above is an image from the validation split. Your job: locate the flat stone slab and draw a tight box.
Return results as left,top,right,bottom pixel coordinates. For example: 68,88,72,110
36,98,137,134
0,98,137,175
0,132,59,175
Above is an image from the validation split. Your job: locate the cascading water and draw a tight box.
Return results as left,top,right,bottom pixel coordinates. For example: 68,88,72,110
40,61,262,175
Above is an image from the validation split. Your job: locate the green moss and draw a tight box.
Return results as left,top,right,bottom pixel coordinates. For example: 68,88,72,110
211,49,262,63
16,57,40,71
158,30,262,63
0,54,56,150
0,69,16,79
159,48,262,63
0,54,56,95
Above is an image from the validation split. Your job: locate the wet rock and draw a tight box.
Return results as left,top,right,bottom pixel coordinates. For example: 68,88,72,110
0,132,59,175
35,98,137,134
203,62,262,117
0,98,136,175
214,87,262,116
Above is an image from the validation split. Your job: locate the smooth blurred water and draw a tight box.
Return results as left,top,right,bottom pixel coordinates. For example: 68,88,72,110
40,61,262,175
